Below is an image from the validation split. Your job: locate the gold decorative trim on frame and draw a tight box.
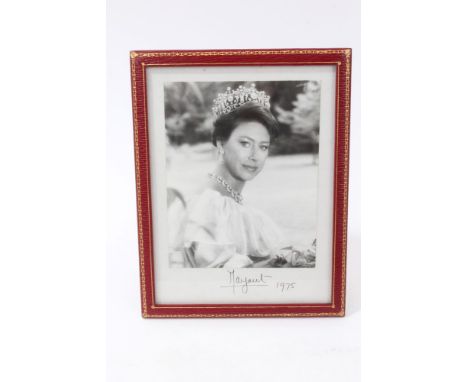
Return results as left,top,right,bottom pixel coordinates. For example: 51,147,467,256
143,309,345,318
131,55,148,317
341,51,351,312
130,49,351,59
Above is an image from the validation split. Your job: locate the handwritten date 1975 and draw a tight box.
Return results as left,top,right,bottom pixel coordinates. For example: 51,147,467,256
276,282,296,292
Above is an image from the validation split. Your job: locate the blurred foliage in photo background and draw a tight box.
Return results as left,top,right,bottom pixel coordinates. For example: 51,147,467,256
164,81,321,156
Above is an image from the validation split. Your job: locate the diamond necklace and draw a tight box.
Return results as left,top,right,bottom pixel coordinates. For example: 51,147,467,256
208,173,243,204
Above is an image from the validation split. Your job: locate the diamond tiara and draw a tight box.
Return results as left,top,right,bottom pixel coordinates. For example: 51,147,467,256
212,83,271,117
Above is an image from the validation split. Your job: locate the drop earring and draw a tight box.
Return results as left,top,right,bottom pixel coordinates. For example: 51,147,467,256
218,147,224,162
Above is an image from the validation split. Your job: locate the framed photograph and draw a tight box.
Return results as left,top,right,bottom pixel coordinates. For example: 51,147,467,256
130,48,351,318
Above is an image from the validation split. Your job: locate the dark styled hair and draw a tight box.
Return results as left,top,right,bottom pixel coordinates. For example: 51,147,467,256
211,102,279,146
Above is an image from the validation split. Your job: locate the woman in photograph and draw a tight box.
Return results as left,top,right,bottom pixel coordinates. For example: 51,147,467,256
170,84,312,268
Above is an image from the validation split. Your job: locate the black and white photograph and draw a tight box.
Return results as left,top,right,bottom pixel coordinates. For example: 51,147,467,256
146,64,337,304
165,80,321,269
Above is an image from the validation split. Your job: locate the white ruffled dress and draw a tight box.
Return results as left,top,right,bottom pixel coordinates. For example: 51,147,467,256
169,189,285,268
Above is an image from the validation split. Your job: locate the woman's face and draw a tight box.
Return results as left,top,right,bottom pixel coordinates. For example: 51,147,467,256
221,121,271,182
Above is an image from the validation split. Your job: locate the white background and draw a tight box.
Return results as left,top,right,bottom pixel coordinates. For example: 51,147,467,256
107,1,360,381
1,0,467,382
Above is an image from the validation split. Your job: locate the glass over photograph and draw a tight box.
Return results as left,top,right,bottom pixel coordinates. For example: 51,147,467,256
165,80,321,269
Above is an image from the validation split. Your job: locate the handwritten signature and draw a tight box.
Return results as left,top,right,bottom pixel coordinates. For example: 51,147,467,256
220,270,295,294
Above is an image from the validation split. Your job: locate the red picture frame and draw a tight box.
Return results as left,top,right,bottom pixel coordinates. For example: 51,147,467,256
130,48,351,318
